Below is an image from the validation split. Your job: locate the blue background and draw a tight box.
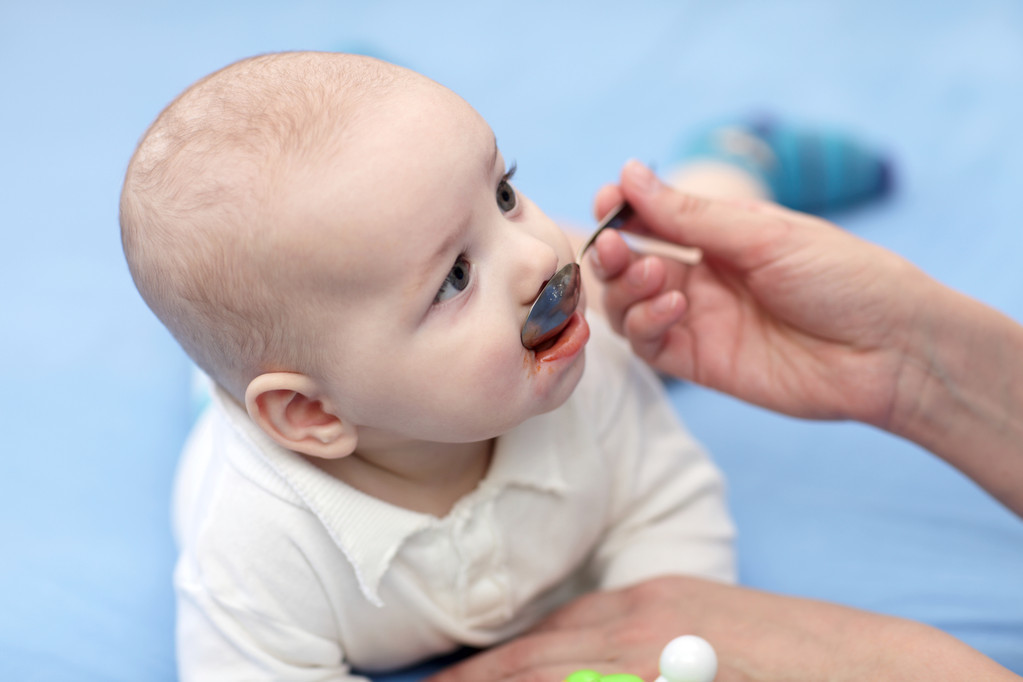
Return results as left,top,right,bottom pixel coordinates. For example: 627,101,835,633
3,1,1022,679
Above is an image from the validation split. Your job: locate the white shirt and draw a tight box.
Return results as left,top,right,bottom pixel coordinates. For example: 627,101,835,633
173,318,735,680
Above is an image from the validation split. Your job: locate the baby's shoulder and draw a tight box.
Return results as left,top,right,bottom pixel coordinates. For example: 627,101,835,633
174,396,330,550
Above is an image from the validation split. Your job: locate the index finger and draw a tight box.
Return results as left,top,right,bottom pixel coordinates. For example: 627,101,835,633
618,160,795,271
593,182,625,225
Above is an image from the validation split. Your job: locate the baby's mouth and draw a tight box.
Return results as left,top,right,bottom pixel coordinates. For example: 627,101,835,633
533,311,589,364
532,316,572,353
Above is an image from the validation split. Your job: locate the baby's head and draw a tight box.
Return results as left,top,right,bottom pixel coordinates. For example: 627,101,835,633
121,51,590,462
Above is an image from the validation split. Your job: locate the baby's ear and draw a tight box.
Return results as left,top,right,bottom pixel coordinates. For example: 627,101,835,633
244,373,357,459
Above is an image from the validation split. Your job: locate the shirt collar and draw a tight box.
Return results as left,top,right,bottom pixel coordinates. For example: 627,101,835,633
214,386,569,606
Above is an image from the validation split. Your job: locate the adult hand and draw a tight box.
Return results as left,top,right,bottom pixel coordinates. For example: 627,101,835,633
592,160,1023,517
590,160,928,430
425,576,1016,682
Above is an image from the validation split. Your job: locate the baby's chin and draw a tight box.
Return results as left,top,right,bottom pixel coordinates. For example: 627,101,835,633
523,313,589,409
535,349,588,418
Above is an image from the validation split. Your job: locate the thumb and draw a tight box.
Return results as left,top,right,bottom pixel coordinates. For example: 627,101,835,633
619,159,790,270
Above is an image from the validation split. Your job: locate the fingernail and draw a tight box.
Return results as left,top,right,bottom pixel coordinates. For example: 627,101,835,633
625,159,658,194
587,248,606,278
651,291,680,316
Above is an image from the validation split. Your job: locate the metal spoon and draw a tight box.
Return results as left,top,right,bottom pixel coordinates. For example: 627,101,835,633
520,202,634,349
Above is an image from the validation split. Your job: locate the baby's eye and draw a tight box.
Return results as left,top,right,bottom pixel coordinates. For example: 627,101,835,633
434,256,472,304
496,179,517,213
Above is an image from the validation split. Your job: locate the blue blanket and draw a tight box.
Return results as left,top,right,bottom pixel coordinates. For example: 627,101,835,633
3,1,1021,679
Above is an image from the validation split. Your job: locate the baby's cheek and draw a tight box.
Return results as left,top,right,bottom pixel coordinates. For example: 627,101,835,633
468,342,526,399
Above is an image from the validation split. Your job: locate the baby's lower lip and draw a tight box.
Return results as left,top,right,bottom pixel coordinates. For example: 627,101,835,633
534,312,589,363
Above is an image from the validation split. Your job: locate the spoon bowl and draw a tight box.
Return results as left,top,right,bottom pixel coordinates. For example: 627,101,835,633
519,262,581,349
520,203,633,349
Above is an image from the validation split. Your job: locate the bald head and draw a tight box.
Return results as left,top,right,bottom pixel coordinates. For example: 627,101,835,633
121,52,417,397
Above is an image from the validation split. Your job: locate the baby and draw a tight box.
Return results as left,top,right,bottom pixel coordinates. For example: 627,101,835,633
120,51,735,680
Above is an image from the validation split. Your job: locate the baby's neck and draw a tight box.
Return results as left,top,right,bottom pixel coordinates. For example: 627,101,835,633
311,438,495,518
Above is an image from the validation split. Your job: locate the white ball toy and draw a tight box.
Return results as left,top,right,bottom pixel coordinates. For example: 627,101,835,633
654,634,718,682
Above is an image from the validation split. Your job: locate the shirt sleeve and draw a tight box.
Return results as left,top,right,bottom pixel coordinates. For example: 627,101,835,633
173,423,368,682
585,330,737,588
176,577,368,682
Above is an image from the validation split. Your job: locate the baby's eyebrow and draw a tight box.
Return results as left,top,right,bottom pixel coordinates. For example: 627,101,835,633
411,134,501,307
485,134,499,175
410,212,467,306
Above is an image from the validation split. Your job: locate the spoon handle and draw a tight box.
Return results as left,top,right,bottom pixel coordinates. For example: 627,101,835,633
575,202,703,266
575,202,634,262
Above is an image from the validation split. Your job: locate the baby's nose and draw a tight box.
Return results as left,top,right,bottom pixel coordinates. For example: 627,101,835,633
515,240,562,307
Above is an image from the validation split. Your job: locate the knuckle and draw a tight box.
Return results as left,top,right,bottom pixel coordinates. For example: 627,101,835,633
668,192,710,227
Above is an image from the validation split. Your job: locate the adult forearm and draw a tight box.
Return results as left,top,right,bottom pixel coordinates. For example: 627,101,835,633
427,576,1021,682
891,279,1023,517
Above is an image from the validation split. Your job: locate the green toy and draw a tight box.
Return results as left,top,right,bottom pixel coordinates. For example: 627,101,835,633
564,672,644,682
563,634,718,682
